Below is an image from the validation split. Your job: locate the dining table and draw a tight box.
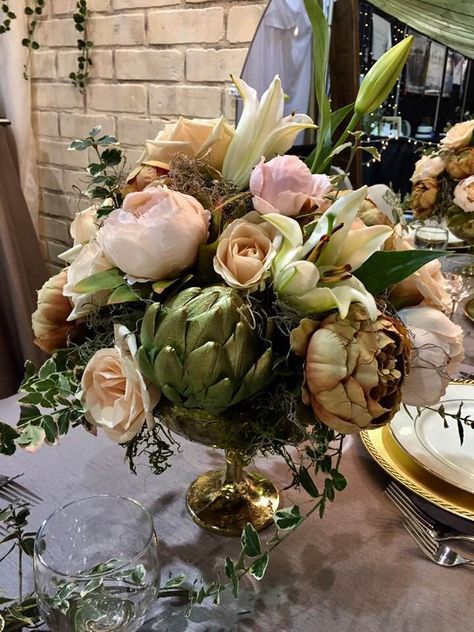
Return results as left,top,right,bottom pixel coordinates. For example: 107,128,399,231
0,259,473,632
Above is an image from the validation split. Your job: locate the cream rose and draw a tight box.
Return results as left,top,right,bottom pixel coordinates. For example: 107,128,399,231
454,176,474,213
96,186,210,282
445,147,474,179
250,155,332,216
71,205,99,246
399,306,464,406
32,269,76,354
81,325,160,443
63,240,114,321
213,212,281,291
132,116,234,175
440,120,474,150
410,155,445,184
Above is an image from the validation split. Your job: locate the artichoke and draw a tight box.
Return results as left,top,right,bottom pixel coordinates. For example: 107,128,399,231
137,286,273,413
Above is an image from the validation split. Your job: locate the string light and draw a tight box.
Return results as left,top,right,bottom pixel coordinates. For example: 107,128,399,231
362,136,438,167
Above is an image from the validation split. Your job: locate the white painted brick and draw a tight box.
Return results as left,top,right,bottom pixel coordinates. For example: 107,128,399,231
33,111,59,137
46,262,64,277
186,48,247,82
150,85,221,117
63,170,86,194
117,117,165,145
38,166,64,191
89,14,145,46
223,86,238,122
88,84,147,113
116,49,184,81
30,51,56,79
47,239,70,263
41,191,75,219
114,0,178,7
53,0,110,12
40,215,72,243
57,50,114,80
38,19,78,47
60,113,115,139
89,0,111,10
33,83,83,110
123,147,147,164
227,5,263,43
186,0,215,3
148,8,224,44
38,139,89,168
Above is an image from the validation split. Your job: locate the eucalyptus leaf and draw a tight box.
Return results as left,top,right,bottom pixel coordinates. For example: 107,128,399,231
353,249,445,295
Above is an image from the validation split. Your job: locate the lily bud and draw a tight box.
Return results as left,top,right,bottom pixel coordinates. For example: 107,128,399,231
355,36,413,116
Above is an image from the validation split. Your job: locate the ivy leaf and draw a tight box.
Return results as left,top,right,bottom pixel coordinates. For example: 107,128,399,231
73,268,123,293
69,138,92,151
299,466,319,498
241,522,261,557
101,147,122,165
38,357,56,379
164,575,186,589
0,422,19,455
274,505,303,530
87,162,105,176
354,249,445,295
249,552,269,580
20,536,35,557
224,557,239,598
80,577,103,598
97,135,118,146
14,425,46,451
331,469,347,491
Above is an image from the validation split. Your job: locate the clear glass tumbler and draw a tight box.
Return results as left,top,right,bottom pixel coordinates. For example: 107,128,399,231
34,495,160,632
413,219,449,250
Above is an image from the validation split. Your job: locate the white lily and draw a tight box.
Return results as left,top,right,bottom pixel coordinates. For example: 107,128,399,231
221,75,316,189
263,187,393,319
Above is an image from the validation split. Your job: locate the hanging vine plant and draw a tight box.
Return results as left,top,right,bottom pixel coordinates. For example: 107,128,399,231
0,0,92,91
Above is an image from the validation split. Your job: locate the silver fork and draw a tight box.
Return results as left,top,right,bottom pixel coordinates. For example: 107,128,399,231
386,482,474,544
0,474,42,506
403,518,474,567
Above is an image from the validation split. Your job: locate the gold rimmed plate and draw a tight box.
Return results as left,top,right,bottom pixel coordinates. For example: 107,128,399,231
360,425,474,522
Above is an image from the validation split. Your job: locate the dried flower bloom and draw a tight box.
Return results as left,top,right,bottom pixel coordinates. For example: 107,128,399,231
411,178,439,219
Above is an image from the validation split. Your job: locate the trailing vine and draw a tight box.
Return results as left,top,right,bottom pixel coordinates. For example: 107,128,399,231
0,0,92,91
70,0,93,90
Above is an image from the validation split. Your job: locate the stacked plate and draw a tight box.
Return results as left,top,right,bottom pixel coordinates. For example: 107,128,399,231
361,381,474,521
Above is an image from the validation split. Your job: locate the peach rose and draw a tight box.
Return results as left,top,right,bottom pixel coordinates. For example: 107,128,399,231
411,178,439,219
454,176,474,213
32,269,76,354
213,212,281,291
440,120,474,150
97,186,210,282
389,236,452,313
445,147,474,179
399,306,464,406
250,155,332,216
410,155,445,184
81,325,160,443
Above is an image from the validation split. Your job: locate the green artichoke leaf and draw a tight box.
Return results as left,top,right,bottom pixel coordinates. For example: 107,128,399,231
186,309,228,349
136,347,156,384
141,303,163,350
153,307,188,357
183,341,230,393
224,322,257,381
187,377,234,412
231,347,273,406
162,384,183,404
154,346,185,389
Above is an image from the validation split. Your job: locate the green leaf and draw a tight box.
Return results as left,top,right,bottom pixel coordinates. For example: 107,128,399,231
274,505,303,530
18,391,43,405
241,522,261,557
87,162,105,176
89,125,102,137
80,577,103,598
24,6,34,14
73,268,123,293
331,469,347,491
164,574,186,589
14,425,45,450
97,135,118,146
299,467,319,498
100,147,122,165
69,138,92,151
249,552,269,580
41,415,58,443
0,422,19,455
224,557,239,598
38,357,56,379
324,477,335,501
330,103,354,134
354,249,446,295
152,278,179,295
361,145,381,161
107,284,138,305
20,536,35,557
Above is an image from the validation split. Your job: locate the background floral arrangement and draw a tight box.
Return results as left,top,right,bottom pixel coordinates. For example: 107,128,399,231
0,2,468,620
410,119,474,242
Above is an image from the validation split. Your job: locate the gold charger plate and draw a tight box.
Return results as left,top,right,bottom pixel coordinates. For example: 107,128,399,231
360,425,474,521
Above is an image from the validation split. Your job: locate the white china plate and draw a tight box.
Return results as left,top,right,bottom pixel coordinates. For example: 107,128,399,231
390,383,474,494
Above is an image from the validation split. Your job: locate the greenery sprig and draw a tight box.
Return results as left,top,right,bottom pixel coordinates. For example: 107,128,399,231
0,3,16,34
22,0,44,79
70,0,92,90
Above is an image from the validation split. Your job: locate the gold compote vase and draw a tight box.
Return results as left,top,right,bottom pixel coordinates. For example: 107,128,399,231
158,400,302,536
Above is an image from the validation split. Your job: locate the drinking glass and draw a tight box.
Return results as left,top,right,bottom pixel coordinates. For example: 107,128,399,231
34,495,160,632
413,220,449,250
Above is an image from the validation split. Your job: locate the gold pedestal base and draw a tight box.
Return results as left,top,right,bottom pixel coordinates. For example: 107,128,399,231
186,468,280,536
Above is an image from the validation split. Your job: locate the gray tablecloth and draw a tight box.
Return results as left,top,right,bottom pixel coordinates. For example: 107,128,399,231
1,273,473,631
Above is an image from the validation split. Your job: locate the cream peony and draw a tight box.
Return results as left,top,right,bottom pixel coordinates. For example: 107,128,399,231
399,306,464,406
249,155,332,216
410,155,445,184
440,120,474,150
32,269,76,354
63,240,114,321
71,205,99,246
96,186,210,282
132,116,234,175
81,325,160,443
453,176,474,213
389,235,452,313
213,212,281,291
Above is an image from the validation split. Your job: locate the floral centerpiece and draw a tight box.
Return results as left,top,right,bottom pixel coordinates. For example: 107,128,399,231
410,119,474,242
0,1,466,617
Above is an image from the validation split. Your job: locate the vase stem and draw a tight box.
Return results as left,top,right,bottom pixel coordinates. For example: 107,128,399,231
224,450,245,484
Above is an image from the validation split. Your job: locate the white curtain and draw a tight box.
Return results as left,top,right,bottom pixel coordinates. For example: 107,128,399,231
0,0,39,229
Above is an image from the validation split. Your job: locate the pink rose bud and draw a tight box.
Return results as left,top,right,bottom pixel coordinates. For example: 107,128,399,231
250,155,332,217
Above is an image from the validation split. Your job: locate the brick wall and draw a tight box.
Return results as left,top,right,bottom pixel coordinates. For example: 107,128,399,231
32,0,268,274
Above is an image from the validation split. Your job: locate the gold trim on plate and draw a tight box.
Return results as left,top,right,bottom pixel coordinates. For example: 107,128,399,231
360,425,474,521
